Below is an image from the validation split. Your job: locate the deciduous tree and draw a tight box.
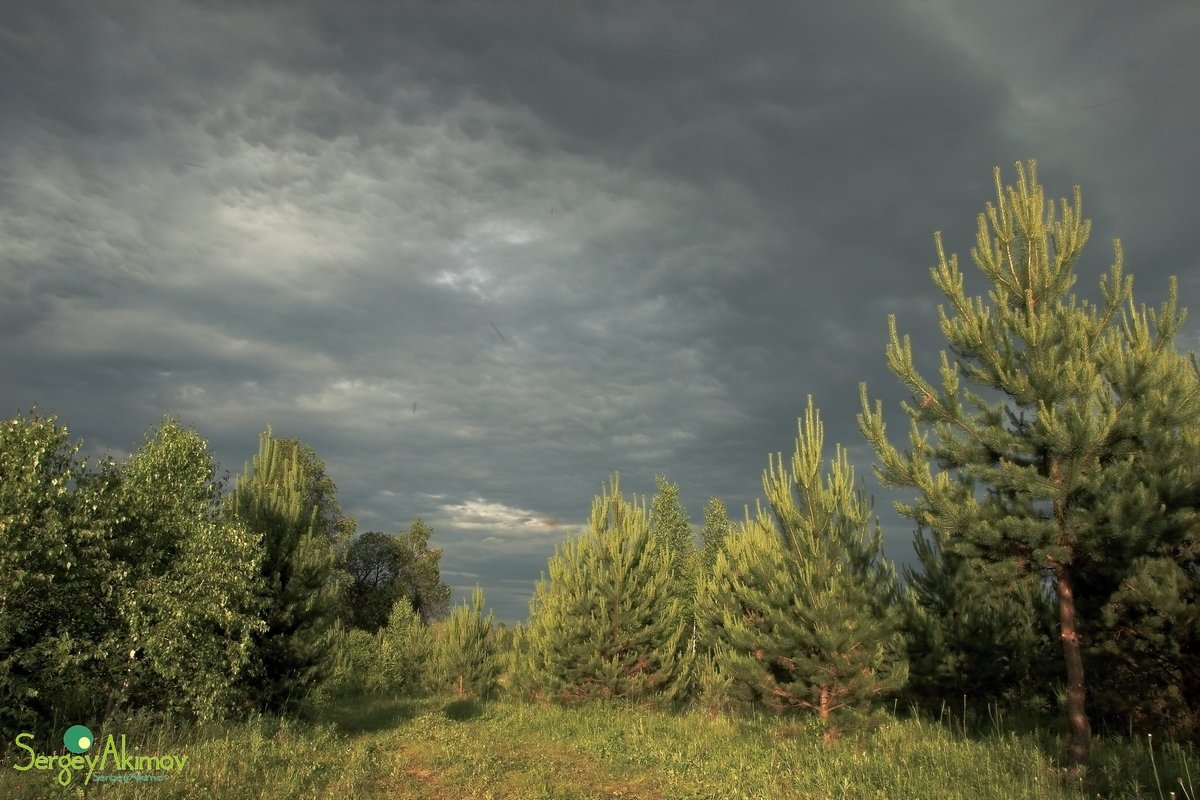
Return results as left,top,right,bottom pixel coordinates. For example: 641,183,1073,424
113,419,264,721
0,411,122,738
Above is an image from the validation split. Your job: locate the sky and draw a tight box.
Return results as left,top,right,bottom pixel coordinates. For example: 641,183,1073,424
3,1,1198,623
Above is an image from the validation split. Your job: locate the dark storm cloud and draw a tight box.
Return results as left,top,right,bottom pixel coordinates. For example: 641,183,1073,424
2,0,1197,621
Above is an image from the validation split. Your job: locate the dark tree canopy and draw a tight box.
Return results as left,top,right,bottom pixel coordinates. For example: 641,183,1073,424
342,519,451,631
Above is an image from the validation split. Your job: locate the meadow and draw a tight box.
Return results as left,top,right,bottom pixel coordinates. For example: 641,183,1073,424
2,695,1195,799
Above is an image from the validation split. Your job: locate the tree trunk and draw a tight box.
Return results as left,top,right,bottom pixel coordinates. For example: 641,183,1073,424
818,685,831,720
1055,563,1091,770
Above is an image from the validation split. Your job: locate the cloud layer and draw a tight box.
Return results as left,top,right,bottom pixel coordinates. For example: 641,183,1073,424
3,0,1197,620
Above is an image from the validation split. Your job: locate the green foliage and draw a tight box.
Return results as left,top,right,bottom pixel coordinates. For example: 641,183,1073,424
342,531,402,632
902,524,1058,712
697,397,907,732
227,426,341,713
376,598,433,697
1088,554,1200,736
499,622,541,701
402,518,453,623
648,475,694,589
1075,346,1200,735
272,435,357,551
314,623,376,701
431,586,499,700
858,159,1200,762
699,496,733,574
649,476,699,666
525,474,692,705
111,418,265,722
341,520,451,632
0,410,123,738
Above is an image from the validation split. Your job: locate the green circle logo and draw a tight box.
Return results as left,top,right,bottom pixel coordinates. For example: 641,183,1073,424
64,725,93,754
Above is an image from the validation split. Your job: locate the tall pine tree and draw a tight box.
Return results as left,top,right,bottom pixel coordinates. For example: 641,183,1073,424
525,474,691,704
858,160,1200,768
695,396,906,732
227,426,341,712
649,476,698,657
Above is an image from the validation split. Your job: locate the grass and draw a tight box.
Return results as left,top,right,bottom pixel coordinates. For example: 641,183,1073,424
2,694,1196,799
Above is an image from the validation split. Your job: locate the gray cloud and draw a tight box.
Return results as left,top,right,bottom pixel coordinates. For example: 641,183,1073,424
3,0,1197,621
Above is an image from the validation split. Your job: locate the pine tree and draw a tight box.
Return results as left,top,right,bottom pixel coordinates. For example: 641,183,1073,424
227,426,341,712
695,397,906,732
502,622,538,700
433,586,499,701
699,496,733,574
902,524,1057,712
526,474,691,704
310,622,372,702
375,598,432,697
649,475,694,586
649,476,698,660
858,160,1200,768
1076,346,1200,734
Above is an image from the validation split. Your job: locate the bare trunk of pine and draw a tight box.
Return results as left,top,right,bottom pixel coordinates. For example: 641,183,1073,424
818,685,831,720
1055,563,1091,770
457,673,465,699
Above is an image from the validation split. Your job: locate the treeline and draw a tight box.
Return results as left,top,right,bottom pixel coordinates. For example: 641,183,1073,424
0,418,454,740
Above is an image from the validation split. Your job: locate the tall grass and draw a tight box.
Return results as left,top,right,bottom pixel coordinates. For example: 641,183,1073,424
1,694,1195,799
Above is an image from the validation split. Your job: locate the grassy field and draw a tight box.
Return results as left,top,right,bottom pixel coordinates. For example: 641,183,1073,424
2,695,1196,799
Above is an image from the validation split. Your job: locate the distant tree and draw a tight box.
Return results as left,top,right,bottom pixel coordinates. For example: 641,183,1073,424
525,474,692,705
696,397,906,732
341,520,451,631
858,159,1200,768
403,518,453,623
432,586,499,700
227,426,341,712
342,532,408,632
649,475,694,585
649,476,698,659
699,496,733,574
